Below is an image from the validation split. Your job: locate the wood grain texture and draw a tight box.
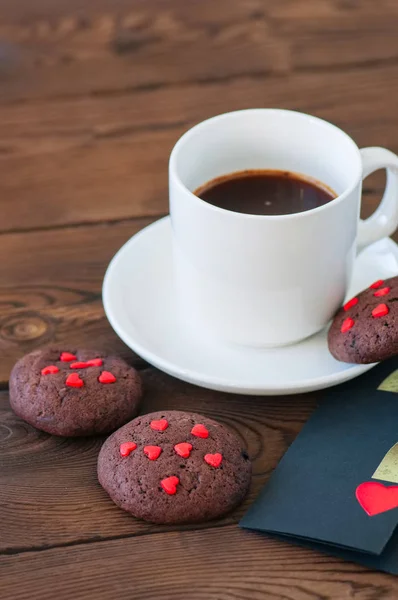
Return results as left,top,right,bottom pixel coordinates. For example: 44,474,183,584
0,0,397,103
2,526,398,600
0,369,316,552
0,2,397,230
0,219,154,382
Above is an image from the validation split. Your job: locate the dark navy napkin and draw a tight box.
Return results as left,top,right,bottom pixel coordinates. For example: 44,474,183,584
240,358,398,573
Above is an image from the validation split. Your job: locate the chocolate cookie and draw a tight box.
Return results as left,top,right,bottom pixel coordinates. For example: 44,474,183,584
9,347,143,436
97,410,252,524
328,276,398,364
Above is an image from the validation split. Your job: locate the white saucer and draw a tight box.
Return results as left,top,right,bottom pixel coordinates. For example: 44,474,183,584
103,217,398,395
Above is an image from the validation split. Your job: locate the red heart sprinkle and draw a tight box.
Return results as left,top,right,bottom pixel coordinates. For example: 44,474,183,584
161,476,180,495
41,365,59,375
204,453,223,468
174,442,193,458
86,358,103,367
370,280,384,289
98,371,116,384
70,361,89,369
341,317,354,333
356,481,398,516
150,419,169,431
120,442,137,457
374,287,391,297
343,297,358,311
191,424,209,438
372,303,389,318
60,352,77,362
65,373,84,388
144,445,162,460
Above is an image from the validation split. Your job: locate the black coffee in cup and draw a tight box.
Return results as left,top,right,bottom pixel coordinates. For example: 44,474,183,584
194,169,336,216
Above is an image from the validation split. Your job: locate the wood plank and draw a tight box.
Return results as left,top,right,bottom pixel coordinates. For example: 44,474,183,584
0,0,397,104
0,219,155,381
2,524,398,600
0,0,291,102
0,369,316,552
1,64,398,231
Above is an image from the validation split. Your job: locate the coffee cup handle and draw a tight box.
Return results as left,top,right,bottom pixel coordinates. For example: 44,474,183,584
357,147,398,252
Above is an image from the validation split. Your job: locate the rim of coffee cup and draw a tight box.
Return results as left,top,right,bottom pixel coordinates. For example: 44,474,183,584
169,108,363,220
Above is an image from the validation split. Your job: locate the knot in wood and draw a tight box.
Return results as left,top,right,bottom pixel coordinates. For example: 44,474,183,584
1,313,50,342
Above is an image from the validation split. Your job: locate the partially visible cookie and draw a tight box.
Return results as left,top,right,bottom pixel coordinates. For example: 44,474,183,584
9,347,142,436
97,410,252,524
328,276,398,364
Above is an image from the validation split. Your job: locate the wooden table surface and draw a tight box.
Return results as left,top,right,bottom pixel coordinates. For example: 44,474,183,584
2,1,398,598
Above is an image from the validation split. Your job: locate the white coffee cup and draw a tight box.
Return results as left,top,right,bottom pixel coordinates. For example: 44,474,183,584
169,109,398,347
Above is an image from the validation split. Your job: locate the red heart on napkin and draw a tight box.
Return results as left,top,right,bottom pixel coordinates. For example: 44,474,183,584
161,476,179,495
98,371,116,384
144,445,162,461
174,442,192,458
150,419,168,431
65,373,84,388
204,453,223,468
356,481,398,516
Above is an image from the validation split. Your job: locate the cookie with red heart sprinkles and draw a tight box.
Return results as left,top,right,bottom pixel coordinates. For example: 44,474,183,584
9,347,142,436
97,410,252,524
328,275,398,364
